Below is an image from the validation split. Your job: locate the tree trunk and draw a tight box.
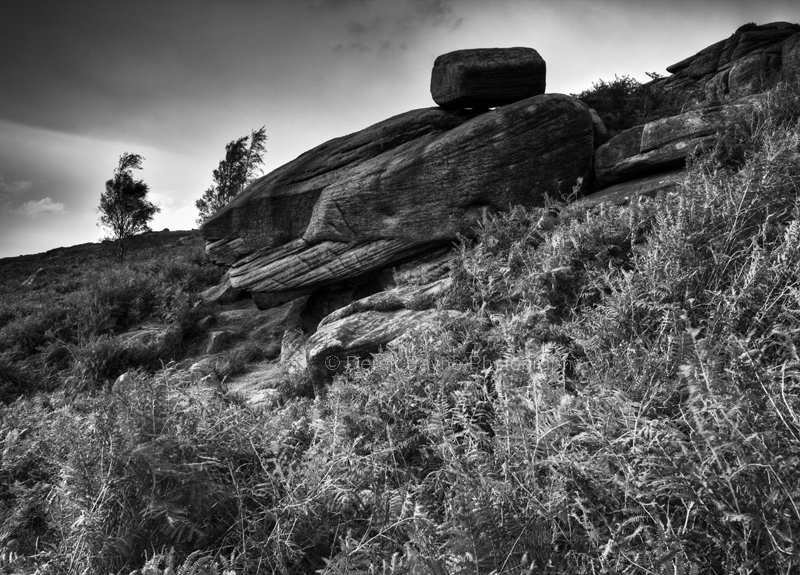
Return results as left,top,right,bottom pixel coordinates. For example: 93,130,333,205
117,238,126,262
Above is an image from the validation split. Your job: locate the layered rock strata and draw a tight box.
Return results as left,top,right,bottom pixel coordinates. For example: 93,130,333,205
202,94,594,306
594,99,758,186
655,22,799,107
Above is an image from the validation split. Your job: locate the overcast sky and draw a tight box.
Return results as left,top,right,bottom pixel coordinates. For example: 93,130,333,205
1,0,797,258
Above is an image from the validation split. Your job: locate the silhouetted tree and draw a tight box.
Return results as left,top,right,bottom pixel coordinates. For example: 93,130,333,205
195,127,267,223
98,152,159,261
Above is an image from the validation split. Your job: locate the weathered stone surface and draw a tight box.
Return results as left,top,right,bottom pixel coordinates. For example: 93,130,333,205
205,93,593,301
200,271,241,303
218,297,309,333
782,33,800,79
206,330,235,354
726,26,797,64
639,104,751,152
383,248,453,288
252,289,312,311
595,101,754,185
205,238,249,267
595,125,644,179
430,47,546,109
279,297,314,372
685,38,726,79
661,22,800,108
228,238,425,294
704,68,732,104
319,278,450,328
306,308,463,386
728,52,781,99
581,169,685,207
589,108,610,146
202,107,481,264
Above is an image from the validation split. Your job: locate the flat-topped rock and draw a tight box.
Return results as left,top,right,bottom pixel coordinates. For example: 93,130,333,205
430,47,546,110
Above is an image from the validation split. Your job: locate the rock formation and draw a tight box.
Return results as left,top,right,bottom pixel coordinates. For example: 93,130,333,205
202,94,594,305
430,47,546,109
594,98,759,186
587,22,800,202
656,22,799,108
199,22,798,389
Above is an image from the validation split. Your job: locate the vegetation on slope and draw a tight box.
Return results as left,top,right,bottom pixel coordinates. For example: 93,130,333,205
0,232,221,401
1,80,800,574
573,73,684,134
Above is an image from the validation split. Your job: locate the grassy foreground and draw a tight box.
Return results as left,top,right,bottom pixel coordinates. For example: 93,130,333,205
2,81,800,574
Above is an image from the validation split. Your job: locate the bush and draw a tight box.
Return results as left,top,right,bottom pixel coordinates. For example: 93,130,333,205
574,73,684,133
0,248,220,398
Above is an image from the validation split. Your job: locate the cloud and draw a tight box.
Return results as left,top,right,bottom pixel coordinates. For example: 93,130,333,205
18,197,66,218
412,0,453,18
449,16,464,31
0,174,33,210
0,175,32,197
333,42,372,53
347,18,381,36
300,0,372,11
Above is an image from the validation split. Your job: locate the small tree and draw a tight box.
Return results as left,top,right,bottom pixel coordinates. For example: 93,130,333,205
98,152,159,261
195,126,267,223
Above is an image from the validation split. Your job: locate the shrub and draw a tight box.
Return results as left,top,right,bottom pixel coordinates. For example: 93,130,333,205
574,73,684,133
0,247,220,397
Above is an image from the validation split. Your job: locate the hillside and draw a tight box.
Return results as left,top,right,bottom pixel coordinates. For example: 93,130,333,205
2,31,800,575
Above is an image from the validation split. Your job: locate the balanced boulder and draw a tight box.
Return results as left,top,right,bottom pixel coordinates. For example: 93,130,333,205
430,47,546,110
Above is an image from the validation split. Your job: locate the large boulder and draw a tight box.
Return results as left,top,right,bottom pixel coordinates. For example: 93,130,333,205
595,100,756,185
430,47,546,110
201,107,480,265
202,93,594,304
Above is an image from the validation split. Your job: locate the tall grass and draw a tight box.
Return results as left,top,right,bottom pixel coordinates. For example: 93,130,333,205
0,245,221,399
1,80,800,574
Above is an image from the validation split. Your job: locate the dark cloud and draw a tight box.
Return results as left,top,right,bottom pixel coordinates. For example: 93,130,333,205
298,0,373,11
335,0,464,55
0,0,306,142
0,175,32,201
412,0,454,21
333,42,372,53
347,17,382,36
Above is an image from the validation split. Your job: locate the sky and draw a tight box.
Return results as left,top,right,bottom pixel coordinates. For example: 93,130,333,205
1,0,798,258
